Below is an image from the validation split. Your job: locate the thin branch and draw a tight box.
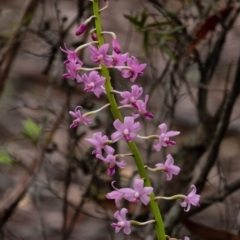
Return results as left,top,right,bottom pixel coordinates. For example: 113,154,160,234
33,186,48,240
195,52,240,193
187,178,240,217
197,8,240,121
0,0,39,95
164,50,240,234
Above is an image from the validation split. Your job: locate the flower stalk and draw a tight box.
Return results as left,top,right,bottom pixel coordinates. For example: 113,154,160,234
130,220,156,226
75,41,98,52
155,195,186,201
83,103,110,117
92,0,166,239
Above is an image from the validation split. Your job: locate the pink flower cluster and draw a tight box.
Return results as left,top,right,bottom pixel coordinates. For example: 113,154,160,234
60,44,83,83
86,132,125,176
118,84,153,119
61,44,106,98
61,40,154,127
60,13,199,239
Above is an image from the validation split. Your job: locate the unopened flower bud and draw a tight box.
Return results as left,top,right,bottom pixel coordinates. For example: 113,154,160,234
75,16,95,36
76,23,87,36
91,32,98,41
112,39,121,54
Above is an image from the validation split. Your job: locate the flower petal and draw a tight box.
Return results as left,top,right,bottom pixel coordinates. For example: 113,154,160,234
111,131,123,142
158,123,167,134
133,179,144,192
113,119,124,131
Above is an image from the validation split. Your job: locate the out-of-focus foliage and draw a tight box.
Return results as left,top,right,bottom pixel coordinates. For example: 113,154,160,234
124,10,185,60
22,119,42,145
0,148,12,165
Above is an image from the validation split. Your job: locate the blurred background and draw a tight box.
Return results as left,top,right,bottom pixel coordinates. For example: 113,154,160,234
1,0,240,239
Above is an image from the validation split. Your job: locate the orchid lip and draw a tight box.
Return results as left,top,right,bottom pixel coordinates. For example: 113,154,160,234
166,140,176,146
118,221,124,227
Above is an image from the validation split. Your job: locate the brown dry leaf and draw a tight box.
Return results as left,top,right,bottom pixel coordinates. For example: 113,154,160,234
17,193,32,209
183,218,240,240
187,7,233,55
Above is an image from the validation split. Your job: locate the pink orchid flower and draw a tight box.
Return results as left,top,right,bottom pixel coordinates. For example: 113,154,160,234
155,154,180,181
85,132,114,155
111,117,141,142
96,153,126,176
132,95,154,119
111,51,129,67
106,179,153,207
120,85,143,105
60,43,79,64
82,71,106,97
89,44,112,66
121,56,146,82
62,60,83,83
111,208,131,234
69,106,92,128
153,123,180,151
123,179,153,205
180,185,200,212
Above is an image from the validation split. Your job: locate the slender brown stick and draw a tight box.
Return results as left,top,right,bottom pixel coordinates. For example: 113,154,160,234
0,0,38,95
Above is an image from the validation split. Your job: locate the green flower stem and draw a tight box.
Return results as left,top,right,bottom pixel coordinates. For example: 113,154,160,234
115,153,133,158
99,1,109,12
137,134,159,139
92,1,166,239
101,31,116,39
77,67,101,72
84,103,110,117
130,219,156,226
75,41,98,52
118,104,132,110
146,165,164,172
155,194,186,201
